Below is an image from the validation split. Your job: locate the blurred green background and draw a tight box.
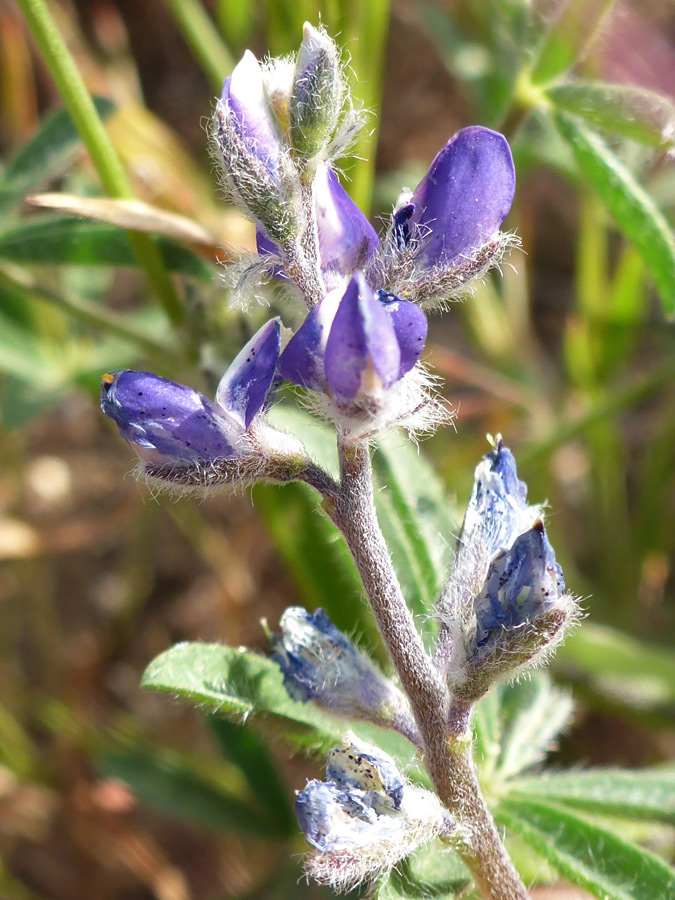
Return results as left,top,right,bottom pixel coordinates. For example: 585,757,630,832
0,1,674,898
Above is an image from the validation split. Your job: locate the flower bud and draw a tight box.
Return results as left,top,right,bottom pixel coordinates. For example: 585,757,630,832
101,320,282,485
290,23,344,160
296,734,448,890
214,51,291,243
383,127,516,306
100,371,241,466
441,440,579,698
272,608,418,742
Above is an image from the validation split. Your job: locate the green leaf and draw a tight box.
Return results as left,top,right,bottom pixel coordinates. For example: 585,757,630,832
530,0,617,85
207,716,295,834
0,217,215,281
98,745,284,837
141,642,420,772
554,113,675,315
556,622,675,717
494,673,573,782
379,842,471,898
141,641,333,746
0,98,115,210
509,768,675,824
498,797,675,900
372,432,457,639
547,80,675,150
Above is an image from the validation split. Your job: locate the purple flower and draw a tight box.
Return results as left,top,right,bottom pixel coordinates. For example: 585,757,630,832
257,164,379,290
220,50,282,183
393,126,515,269
272,607,414,735
278,274,427,401
101,319,280,465
472,520,566,660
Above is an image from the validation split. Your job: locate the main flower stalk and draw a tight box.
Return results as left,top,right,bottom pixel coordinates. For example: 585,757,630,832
324,441,530,900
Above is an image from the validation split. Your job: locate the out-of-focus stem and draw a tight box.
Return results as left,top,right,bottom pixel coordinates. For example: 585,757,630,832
16,0,184,327
162,0,234,90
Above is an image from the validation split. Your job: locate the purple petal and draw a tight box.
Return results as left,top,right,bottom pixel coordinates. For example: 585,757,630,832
377,291,428,378
324,274,401,401
255,226,288,281
221,50,281,179
277,288,342,391
101,371,238,464
216,318,281,428
314,165,380,286
408,126,515,268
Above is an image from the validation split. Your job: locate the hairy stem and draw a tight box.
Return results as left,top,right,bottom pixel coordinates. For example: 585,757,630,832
327,439,529,900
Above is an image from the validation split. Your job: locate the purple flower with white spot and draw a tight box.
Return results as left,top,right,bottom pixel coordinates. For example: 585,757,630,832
101,319,281,467
278,273,427,403
392,126,515,269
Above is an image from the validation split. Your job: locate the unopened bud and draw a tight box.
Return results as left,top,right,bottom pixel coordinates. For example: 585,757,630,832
290,23,344,160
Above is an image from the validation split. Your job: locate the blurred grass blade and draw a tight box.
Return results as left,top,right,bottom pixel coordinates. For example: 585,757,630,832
99,745,285,837
0,97,114,210
498,797,675,900
207,717,295,834
372,431,456,638
162,0,234,90
0,218,216,281
509,768,675,824
555,622,675,718
16,0,184,325
547,81,675,151
27,194,217,246
0,263,175,362
554,113,675,316
530,0,617,85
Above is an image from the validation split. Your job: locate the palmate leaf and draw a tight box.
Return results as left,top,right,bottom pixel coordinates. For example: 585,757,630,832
554,113,675,315
378,841,471,899
0,98,114,211
497,797,675,900
509,768,675,824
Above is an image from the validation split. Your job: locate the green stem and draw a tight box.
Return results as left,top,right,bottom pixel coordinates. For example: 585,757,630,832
0,262,176,363
16,0,184,326
162,0,235,90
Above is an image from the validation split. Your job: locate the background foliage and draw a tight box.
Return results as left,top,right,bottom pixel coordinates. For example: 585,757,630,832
0,1,674,898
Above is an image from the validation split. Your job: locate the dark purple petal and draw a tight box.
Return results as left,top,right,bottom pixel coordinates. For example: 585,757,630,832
216,318,281,428
324,274,400,401
408,126,515,268
314,165,380,286
255,226,288,280
101,371,238,464
377,290,428,378
221,51,281,179
277,288,342,391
